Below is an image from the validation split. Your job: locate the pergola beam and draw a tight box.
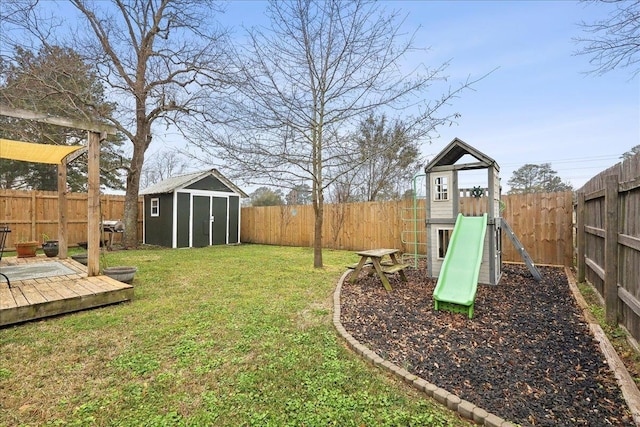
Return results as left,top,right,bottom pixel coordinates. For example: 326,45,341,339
0,106,115,276
0,105,116,135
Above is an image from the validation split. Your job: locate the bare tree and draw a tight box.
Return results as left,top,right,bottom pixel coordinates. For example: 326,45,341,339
350,113,423,202
2,0,234,247
576,0,640,77
140,149,189,189
195,0,476,267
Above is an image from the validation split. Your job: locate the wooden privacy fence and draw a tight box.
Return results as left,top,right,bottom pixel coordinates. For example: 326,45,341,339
0,189,142,249
241,191,574,266
576,154,640,341
1,188,574,266
501,192,574,267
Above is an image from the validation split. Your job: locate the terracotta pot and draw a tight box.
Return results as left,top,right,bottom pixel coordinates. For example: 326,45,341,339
16,241,38,258
103,266,137,284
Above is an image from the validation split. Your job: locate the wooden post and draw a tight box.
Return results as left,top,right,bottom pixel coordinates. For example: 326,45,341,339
30,191,36,240
87,131,101,276
604,174,619,326
576,192,585,282
57,162,68,259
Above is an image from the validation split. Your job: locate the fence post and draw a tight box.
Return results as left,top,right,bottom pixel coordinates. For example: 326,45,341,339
604,174,619,326
576,192,585,282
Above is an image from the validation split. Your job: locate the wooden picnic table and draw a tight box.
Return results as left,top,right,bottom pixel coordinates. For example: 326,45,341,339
348,248,409,291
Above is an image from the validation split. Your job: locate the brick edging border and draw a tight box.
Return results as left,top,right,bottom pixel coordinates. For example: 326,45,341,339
333,269,640,427
333,271,514,427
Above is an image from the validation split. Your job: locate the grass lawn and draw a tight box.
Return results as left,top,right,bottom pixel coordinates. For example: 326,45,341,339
0,244,469,426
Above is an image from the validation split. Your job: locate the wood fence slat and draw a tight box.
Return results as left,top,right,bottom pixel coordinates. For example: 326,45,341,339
604,174,619,325
619,234,640,251
619,176,640,193
585,226,606,238
585,257,606,281
0,189,142,248
619,287,640,320
585,188,605,201
239,192,573,266
577,153,640,341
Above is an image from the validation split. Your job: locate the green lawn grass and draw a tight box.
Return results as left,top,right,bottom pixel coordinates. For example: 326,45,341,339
1,244,469,426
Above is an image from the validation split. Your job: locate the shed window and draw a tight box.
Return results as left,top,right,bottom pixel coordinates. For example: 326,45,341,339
150,198,160,217
437,228,452,259
434,176,448,201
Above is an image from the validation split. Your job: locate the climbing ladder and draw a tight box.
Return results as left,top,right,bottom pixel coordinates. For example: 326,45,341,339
401,173,427,268
501,218,542,281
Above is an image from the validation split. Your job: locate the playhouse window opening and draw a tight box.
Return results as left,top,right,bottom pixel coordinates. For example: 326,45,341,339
150,198,160,217
434,176,448,201
437,228,452,259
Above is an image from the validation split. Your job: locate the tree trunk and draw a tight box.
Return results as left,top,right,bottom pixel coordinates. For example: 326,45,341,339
312,177,324,268
122,184,139,248
122,134,147,248
313,198,324,268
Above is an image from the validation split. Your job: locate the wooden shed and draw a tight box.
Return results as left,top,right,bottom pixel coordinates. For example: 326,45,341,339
140,169,248,248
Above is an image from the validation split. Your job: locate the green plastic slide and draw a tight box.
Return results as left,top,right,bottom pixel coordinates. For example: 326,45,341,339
433,213,487,319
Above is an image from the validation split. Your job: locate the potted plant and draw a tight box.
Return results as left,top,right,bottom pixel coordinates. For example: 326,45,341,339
15,235,38,258
41,233,59,258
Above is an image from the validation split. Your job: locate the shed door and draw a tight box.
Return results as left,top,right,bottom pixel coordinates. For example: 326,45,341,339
211,197,228,245
177,192,190,248
228,196,240,244
192,195,210,247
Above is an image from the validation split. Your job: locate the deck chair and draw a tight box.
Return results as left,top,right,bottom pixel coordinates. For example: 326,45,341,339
0,224,11,288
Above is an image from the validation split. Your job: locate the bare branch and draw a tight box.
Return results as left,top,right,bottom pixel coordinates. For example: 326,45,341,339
192,0,481,267
575,0,640,77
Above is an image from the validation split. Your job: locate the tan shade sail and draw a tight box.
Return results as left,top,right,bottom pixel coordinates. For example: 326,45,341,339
0,138,83,165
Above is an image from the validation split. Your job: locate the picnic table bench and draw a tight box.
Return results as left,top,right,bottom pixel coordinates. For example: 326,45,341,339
348,248,409,291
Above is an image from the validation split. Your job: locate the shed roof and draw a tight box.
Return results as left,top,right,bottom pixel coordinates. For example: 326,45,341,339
425,138,499,172
140,169,248,198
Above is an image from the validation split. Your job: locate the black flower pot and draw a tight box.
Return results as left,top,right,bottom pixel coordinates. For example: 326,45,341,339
42,240,59,257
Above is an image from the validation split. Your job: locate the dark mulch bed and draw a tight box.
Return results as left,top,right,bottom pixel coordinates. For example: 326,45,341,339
340,264,634,426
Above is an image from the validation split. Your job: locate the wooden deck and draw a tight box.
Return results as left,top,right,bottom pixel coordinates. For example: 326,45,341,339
0,255,133,327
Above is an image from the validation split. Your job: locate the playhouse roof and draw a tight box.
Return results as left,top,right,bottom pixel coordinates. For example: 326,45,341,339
425,138,499,172
140,169,248,198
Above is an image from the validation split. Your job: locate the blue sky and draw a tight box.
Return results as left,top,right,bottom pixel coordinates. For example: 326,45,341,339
30,0,639,192
222,0,639,191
